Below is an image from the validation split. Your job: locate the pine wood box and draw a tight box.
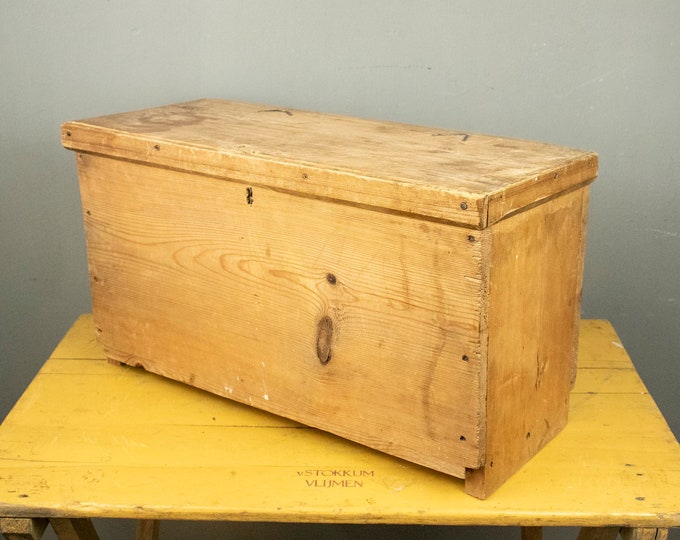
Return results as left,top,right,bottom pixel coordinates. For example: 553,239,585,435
62,99,597,498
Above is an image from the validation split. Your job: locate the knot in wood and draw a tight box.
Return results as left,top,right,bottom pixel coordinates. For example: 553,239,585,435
316,315,334,365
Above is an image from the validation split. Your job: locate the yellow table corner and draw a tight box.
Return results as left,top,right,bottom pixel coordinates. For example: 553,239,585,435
1,315,679,540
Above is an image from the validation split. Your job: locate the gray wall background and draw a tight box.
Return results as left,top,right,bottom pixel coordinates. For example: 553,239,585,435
1,2,678,539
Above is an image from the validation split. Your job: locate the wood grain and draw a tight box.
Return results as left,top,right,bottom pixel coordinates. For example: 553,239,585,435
62,99,597,228
77,153,485,478
62,99,599,498
465,187,590,498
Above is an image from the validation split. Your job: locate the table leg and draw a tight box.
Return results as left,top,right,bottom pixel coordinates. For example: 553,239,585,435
136,520,159,540
48,519,99,540
576,528,670,540
521,526,543,540
576,528,621,540
0,518,48,540
620,529,669,540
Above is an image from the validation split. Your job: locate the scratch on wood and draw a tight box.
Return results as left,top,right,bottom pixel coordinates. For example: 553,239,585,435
259,109,293,116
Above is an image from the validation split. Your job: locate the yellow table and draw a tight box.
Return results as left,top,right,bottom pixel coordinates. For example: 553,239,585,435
1,316,679,540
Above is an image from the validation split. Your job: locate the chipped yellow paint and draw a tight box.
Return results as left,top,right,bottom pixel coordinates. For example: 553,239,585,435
0,316,679,528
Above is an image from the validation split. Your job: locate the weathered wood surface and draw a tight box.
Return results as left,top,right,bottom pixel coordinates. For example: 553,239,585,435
466,186,590,497
62,99,597,228
0,518,47,540
62,100,597,497
61,99,600,497
75,153,486,479
73,148,592,494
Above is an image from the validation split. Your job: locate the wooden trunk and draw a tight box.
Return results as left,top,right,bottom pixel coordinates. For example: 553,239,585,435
62,99,597,498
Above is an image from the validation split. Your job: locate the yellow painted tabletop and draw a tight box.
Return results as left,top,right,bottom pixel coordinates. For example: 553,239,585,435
1,315,679,527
